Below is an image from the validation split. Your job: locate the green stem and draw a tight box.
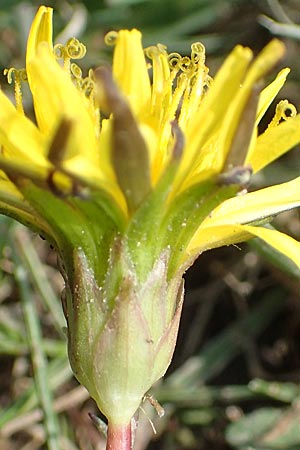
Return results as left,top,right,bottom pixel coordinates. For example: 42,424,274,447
106,421,132,450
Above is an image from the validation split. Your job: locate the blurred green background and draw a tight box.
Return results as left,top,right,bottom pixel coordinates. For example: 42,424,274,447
1,1,300,449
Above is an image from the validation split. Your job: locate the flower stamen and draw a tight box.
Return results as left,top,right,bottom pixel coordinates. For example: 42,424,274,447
104,31,118,46
144,41,210,178
268,99,297,128
4,67,27,114
54,37,86,73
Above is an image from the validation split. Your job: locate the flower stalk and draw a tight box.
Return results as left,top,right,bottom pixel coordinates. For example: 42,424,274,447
106,422,132,450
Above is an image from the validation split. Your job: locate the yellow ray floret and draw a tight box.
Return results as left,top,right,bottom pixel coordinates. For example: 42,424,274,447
0,5,299,251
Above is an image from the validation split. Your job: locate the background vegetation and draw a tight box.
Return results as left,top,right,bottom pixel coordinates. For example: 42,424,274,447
1,1,300,449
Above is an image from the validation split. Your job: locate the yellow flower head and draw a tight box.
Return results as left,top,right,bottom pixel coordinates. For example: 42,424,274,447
1,5,300,426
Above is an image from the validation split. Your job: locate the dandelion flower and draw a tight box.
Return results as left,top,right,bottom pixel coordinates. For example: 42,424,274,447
1,5,300,448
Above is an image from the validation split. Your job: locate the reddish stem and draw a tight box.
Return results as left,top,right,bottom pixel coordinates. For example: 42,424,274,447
106,421,132,450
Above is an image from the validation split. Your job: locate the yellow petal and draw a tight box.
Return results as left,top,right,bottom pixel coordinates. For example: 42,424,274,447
240,69,290,166
187,223,250,255
174,40,286,195
0,90,48,166
201,177,300,227
112,29,151,116
238,224,300,268
244,40,285,87
0,176,34,223
60,155,127,213
246,113,300,172
214,40,286,173
186,223,300,272
256,68,290,125
0,173,23,201
0,170,52,235
173,45,253,193
186,177,300,258
26,6,53,65
0,154,50,186
144,44,171,120
27,44,99,165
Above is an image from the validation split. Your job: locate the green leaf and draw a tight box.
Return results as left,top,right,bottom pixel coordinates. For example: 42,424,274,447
249,379,300,403
226,405,300,450
225,407,282,448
